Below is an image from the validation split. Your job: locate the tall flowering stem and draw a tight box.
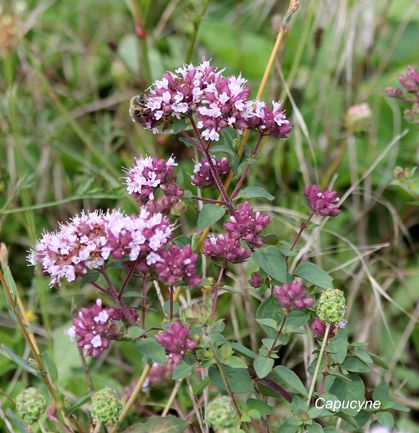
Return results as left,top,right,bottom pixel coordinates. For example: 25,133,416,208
142,273,147,328
288,213,314,254
212,266,225,314
307,323,330,406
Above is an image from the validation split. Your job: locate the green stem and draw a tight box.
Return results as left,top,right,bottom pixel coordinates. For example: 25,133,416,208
307,323,330,405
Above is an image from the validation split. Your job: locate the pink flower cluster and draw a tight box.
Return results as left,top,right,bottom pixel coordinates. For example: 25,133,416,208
28,209,173,286
311,317,337,339
304,184,340,217
132,60,291,141
124,155,183,213
273,280,314,311
154,244,201,287
65,299,122,357
191,156,230,188
224,202,270,250
203,233,251,264
249,272,263,288
203,202,270,264
156,320,196,364
386,65,419,99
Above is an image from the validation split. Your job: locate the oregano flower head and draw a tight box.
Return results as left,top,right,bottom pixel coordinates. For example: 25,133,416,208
91,387,122,426
203,233,251,264
317,289,346,323
191,156,231,188
16,388,46,425
304,184,340,217
206,395,240,430
156,320,196,359
273,280,314,311
28,208,173,286
65,299,123,358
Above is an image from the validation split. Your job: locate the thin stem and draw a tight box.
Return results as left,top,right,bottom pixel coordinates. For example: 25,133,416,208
230,134,264,200
209,343,241,418
169,285,174,320
190,196,227,206
212,266,225,314
189,117,232,211
307,323,331,406
267,314,287,358
93,422,101,433
109,364,151,433
319,350,329,395
185,0,210,63
118,259,139,299
90,281,109,296
142,273,147,328
162,380,182,417
288,213,314,253
77,347,95,393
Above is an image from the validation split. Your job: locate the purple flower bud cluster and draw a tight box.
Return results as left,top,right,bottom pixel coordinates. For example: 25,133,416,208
386,65,419,124
311,317,337,339
249,272,263,288
65,299,122,357
191,156,230,188
155,320,196,360
203,233,251,264
386,65,419,97
243,100,293,138
28,209,173,286
224,202,270,250
132,60,291,141
273,280,314,311
203,202,270,264
154,244,201,287
124,155,183,213
304,184,340,217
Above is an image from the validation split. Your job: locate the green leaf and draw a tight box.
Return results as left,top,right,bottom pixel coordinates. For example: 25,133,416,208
308,423,324,433
294,262,333,288
172,119,186,134
231,342,257,360
255,318,278,329
197,204,226,229
330,375,365,416
329,329,348,364
66,393,92,415
353,348,373,364
256,296,285,324
42,352,58,382
247,398,272,416
254,355,274,379
274,365,308,397
277,416,302,433
369,353,389,369
373,381,390,407
0,344,39,375
252,246,287,283
172,361,194,380
208,365,254,393
127,326,145,339
341,356,370,373
123,415,189,433
235,186,274,201
224,356,248,369
137,338,166,364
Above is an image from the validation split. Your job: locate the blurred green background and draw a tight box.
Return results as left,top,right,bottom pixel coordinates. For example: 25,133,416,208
0,0,418,431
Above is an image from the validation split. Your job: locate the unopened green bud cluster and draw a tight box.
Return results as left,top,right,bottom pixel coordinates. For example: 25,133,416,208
91,387,122,425
206,395,240,430
16,387,46,425
317,289,346,323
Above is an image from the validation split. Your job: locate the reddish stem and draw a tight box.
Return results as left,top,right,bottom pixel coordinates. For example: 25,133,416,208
190,196,227,206
319,349,329,395
118,259,138,299
212,266,225,314
288,213,314,253
267,314,288,357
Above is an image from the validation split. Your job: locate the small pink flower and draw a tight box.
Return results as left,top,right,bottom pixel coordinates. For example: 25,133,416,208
155,320,196,357
68,299,123,357
191,156,230,188
304,184,340,217
154,244,201,287
273,280,313,311
224,202,270,250
203,233,251,264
